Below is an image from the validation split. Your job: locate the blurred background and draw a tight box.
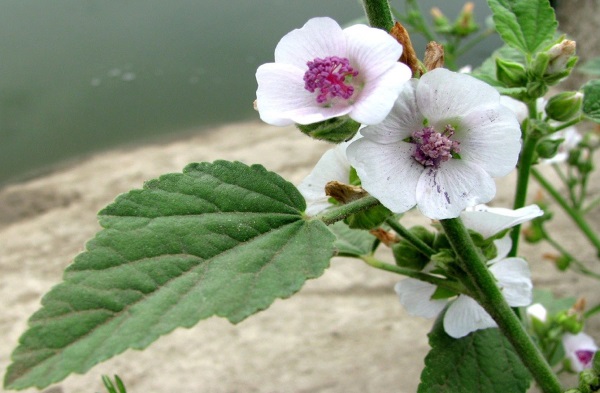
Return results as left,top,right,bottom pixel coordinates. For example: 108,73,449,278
0,0,502,186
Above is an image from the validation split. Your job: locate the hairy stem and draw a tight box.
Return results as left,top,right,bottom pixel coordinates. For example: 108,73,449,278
531,168,600,256
361,255,465,294
362,0,394,32
315,196,381,226
385,217,436,257
441,218,562,393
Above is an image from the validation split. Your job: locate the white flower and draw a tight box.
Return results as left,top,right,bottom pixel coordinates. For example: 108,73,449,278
395,205,535,338
297,133,361,216
562,332,598,372
347,68,521,220
526,303,548,323
460,204,544,239
255,17,411,126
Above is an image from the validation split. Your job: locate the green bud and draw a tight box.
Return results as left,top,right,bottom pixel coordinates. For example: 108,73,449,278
526,80,549,99
392,226,434,270
593,351,600,374
496,58,527,87
430,7,453,34
556,311,583,334
537,137,565,159
578,369,599,393
296,116,360,143
453,2,478,36
545,91,583,121
524,222,544,243
345,204,391,230
578,160,594,174
547,40,577,76
556,254,572,271
568,148,582,166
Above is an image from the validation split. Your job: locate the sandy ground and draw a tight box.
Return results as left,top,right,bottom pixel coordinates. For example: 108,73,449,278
1,121,599,393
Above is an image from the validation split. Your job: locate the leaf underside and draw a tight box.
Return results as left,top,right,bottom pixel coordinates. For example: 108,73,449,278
418,310,531,393
5,160,335,390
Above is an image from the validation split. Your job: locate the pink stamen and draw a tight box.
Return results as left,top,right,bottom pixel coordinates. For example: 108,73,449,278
304,56,359,104
412,125,460,168
575,350,595,367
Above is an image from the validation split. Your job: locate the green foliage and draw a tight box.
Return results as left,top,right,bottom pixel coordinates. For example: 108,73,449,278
392,226,434,270
579,56,600,76
582,80,600,123
487,0,557,56
330,221,378,257
102,375,127,393
4,161,336,390
296,116,360,143
418,312,531,393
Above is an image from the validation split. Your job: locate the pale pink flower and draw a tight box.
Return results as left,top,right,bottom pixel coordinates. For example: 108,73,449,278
347,68,521,220
563,332,598,372
255,17,411,126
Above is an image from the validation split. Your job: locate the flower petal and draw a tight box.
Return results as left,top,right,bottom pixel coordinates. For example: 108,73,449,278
444,295,497,338
562,332,598,372
415,160,496,220
274,17,346,68
394,279,447,318
356,78,422,135
461,204,544,239
298,139,354,216
347,139,421,213
349,62,412,124
489,257,532,307
489,236,512,262
256,63,352,125
417,68,502,125
457,103,521,177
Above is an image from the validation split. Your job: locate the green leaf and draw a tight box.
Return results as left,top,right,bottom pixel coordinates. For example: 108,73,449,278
582,79,600,123
5,161,336,390
532,289,575,316
579,56,600,76
330,221,378,257
487,0,557,55
418,311,531,393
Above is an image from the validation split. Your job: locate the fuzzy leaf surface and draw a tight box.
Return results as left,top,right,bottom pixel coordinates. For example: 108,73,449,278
5,161,335,390
418,311,531,393
583,79,600,123
487,0,557,55
330,221,378,257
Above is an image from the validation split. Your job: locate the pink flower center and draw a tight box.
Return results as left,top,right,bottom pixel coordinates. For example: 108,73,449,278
304,56,359,105
575,350,595,367
412,125,461,168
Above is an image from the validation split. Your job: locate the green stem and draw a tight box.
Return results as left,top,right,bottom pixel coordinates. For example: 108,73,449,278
315,195,381,226
362,0,394,32
361,255,465,294
510,133,539,256
440,218,562,393
550,115,583,133
385,217,435,257
531,168,600,256
455,28,494,58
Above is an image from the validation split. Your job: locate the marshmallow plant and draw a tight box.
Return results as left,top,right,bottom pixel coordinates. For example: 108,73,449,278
4,0,600,393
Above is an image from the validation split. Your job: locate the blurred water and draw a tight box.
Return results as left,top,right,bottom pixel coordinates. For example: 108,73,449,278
0,0,500,186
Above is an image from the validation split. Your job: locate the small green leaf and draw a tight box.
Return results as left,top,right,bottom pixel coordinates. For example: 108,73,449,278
418,311,531,393
582,79,600,123
579,56,600,76
330,221,378,257
5,161,336,390
487,0,557,55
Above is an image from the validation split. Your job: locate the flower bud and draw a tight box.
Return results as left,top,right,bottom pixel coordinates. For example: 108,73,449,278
454,2,478,36
296,116,360,143
557,311,584,334
430,7,452,33
537,137,565,159
547,40,577,75
545,91,583,121
496,58,527,87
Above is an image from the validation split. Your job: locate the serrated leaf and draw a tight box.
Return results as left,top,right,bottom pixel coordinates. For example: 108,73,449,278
330,221,378,257
582,79,600,123
487,0,557,55
5,161,336,390
418,311,531,393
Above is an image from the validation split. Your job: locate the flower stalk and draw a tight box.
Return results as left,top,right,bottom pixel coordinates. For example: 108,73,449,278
362,0,394,32
315,195,381,225
441,217,562,393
